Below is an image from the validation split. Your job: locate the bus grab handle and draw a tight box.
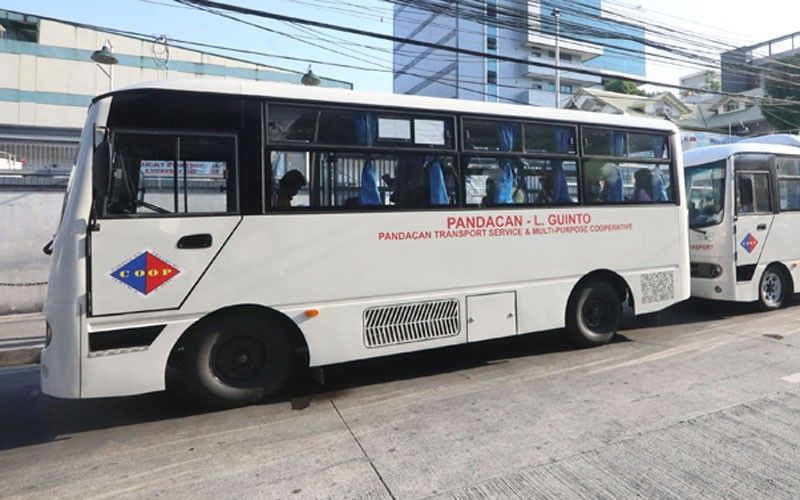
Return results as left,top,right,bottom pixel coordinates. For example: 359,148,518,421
177,234,213,249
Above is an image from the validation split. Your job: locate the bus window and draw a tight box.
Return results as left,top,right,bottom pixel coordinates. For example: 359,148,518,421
777,156,800,211
464,157,577,206
685,160,726,228
583,127,669,159
106,133,177,215
736,173,771,215
463,120,521,152
583,161,672,204
269,150,457,210
104,133,236,216
524,124,576,155
177,135,235,214
270,151,310,209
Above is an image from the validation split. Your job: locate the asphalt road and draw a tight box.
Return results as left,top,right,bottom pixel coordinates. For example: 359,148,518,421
1,299,800,499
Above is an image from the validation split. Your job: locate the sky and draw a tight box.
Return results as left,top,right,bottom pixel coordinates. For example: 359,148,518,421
1,0,798,93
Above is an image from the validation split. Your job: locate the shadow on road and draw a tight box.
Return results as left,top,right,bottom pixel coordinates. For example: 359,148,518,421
0,296,792,451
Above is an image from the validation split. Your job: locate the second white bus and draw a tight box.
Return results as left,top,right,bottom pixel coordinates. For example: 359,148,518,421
685,135,800,309
42,80,689,407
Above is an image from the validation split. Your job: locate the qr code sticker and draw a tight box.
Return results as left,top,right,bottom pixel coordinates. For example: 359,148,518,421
641,271,675,304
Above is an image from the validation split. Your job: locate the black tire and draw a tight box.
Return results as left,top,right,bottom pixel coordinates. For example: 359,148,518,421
181,313,294,408
758,265,790,311
566,279,623,347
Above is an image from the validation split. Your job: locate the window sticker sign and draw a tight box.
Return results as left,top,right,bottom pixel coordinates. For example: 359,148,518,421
378,118,411,141
414,119,445,145
140,160,227,179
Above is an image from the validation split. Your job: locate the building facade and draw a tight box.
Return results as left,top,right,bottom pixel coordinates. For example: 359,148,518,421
721,31,800,93
392,0,646,107
0,9,350,170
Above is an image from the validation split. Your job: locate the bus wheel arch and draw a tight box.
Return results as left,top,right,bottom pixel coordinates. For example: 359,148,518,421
166,304,309,407
564,270,630,348
758,263,793,310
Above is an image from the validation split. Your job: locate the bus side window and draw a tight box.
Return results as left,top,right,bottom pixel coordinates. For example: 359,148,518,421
270,151,310,209
104,133,237,217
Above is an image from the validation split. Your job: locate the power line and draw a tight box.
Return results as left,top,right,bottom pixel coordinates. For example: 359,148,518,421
172,0,800,107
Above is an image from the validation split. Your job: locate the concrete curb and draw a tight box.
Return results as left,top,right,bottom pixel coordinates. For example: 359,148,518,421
0,346,42,368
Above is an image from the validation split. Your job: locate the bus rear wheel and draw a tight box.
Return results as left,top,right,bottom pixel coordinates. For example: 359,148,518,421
566,279,622,347
181,314,294,408
758,265,790,311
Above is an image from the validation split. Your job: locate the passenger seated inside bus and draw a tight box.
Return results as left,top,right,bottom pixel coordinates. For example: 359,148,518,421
633,168,653,202
600,163,624,203
534,172,555,204
277,170,306,208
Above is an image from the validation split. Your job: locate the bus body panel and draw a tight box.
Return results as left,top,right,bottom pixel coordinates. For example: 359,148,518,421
41,100,110,398
175,207,687,367
89,216,242,316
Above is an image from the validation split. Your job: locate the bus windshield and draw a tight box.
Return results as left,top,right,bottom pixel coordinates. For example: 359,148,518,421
686,160,726,228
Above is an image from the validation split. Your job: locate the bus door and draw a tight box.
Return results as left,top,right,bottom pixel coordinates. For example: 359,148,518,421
88,131,241,316
734,168,774,277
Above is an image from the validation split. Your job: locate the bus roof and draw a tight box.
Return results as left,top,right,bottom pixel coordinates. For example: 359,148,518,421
684,141,800,167
100,79,679,133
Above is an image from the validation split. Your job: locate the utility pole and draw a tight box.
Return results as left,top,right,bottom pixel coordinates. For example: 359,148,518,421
552,8,561,108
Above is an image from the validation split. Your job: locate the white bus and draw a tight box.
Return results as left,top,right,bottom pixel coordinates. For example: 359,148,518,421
685,135,800,309
42,80,689,407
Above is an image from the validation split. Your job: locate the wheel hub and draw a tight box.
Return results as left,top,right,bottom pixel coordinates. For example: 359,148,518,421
583,297,609,329
215,336,266,381
761,272,782,306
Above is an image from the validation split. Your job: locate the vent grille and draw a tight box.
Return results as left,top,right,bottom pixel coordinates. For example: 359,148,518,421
364,298,460,348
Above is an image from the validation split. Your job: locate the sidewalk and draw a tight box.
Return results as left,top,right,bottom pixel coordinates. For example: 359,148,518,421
0,313,44,367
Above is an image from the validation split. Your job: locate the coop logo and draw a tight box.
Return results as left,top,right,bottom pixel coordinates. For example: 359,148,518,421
109,251,180,296
740,233,759,254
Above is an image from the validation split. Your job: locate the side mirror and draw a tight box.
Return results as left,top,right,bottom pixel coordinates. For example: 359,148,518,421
42,238,54,256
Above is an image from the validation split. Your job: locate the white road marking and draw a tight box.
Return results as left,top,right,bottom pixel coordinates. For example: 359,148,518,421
781,372,800,384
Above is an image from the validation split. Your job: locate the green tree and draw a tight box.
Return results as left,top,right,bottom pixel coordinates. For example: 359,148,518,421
603,79,646,96
704,71,720,92
763,55,800,131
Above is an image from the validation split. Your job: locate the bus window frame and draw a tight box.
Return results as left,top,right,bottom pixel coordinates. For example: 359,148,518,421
99,128,240,219
579,124,678,206
732,153,779,215
458,115,581,209
264,100,460,213
264,101,458,154
776,154,800,213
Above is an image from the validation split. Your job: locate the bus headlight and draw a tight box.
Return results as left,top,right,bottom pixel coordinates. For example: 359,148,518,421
709,265,723,278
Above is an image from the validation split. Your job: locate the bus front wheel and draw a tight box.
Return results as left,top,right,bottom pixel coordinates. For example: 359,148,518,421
566,280,622,347
758,265,790,311
181,314,294,408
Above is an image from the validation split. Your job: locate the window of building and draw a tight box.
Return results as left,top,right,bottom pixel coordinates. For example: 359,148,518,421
487,36,497,51
487,70,498,84
104,132,236,216
723,101,741,113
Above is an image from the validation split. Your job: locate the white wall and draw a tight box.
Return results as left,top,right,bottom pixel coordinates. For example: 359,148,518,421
0,189,63,314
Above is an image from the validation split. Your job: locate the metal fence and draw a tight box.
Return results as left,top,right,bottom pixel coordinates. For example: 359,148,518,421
0,140,78,170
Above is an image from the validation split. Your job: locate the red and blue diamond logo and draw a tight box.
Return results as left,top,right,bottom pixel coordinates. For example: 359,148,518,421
110,251,180,296
740,233,759,254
